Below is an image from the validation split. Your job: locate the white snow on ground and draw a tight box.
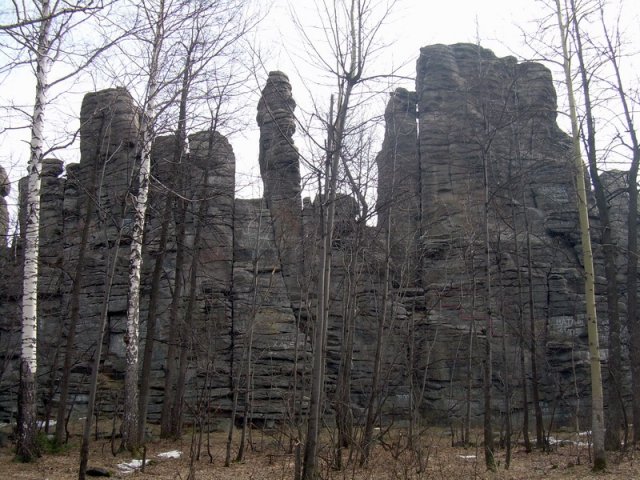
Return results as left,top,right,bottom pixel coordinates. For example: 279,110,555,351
547,436,590,447
459,455,476,459
36,419,56,428
157,450,181,459
117,451,182,474
117,459,149,474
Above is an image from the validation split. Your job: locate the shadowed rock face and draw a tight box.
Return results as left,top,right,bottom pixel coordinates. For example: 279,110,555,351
0,45,629,427
376,88,420,270
405,43,621,419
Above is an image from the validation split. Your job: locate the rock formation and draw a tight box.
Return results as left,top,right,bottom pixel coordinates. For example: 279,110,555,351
0,165,9,245
376,87,420,270
0,44,628,430
257,71,304,312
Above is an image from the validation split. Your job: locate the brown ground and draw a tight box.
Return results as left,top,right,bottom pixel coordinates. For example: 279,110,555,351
1,425,639,480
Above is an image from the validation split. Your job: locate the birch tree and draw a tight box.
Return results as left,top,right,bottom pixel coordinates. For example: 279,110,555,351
120,0,167,452
15,1,52,461
0,0,108,461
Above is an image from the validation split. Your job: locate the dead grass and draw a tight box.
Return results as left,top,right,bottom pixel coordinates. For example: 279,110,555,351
1,424,639,479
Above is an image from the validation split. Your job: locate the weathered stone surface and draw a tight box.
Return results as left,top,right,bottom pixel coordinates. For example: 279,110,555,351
376,87,420,267
257,71,304,310
0,46,632,430
410,43,593,421
232,199,309,418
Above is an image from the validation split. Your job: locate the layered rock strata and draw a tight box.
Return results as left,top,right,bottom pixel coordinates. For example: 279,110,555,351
376,87,420,275
0,44,628,429
257,71,304,312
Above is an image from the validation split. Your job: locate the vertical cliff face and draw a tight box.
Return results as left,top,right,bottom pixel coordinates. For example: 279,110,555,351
376,88,420,269
0,45,627,426
257,71,304,310
408,44,592,418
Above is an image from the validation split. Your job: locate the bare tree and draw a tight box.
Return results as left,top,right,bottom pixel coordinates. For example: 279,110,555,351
553,0,606,469
291,1,397,477
119,0,169,452
564,0,624,451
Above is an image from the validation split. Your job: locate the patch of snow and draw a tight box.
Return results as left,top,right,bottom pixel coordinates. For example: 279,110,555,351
117,459,149,473
157,450,181,459
459,455,476,459
36,419,56,428
547,436,590,447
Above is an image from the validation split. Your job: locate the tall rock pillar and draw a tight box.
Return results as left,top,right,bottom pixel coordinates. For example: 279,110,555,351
256,71,304,309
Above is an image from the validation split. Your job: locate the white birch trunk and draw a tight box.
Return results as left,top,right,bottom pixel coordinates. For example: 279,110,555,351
17,0,52,461
121,0,164,452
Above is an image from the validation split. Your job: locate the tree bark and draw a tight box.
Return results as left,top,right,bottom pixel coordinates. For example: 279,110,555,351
482,152,495,472
555,0,606,469
17,0,52,462
121,0,165,452
160,196,187,438
569,2,622,451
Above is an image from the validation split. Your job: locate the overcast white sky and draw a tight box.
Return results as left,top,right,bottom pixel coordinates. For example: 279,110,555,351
1,0,639,217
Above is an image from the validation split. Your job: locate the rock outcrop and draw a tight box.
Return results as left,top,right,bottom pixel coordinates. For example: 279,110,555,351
376,87,420,270
257,72,304,311
0,44,628,429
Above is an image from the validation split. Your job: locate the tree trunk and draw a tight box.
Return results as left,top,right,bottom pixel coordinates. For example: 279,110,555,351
481,151,495,472
555,0,606,469
360,221,391,465
236,203,261,462
136,191,172,445
334,251,357,468
121,0,165,451
513,206,531,452
302,97,335,480
304,82,354,478
153,48,193,442
17,0,52,462
172,169,209,438
627,164,640,444
523,200,544,448
569,3,622,450
160,196,187,438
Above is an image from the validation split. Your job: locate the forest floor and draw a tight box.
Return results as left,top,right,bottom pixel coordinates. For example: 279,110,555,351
1,422,640,479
